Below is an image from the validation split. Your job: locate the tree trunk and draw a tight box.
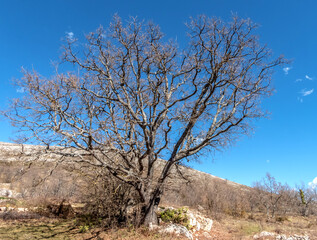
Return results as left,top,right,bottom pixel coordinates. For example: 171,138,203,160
144,202,159,226
140,186,161,226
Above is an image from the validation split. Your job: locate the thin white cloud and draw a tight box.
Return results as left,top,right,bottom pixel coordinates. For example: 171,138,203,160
305,75,313,80
300,88,314,96
16,87,25,93
308,177,317,189
66,31,74,41
297,97,303,103
283,67,291,75
194,137,204,144
295,78,303,82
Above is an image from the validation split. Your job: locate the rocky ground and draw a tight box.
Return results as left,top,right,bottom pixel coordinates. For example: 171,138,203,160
0,201,316,240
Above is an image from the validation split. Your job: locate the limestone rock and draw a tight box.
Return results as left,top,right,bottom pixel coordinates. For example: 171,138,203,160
158,207,213,232
187,211,213,232
254,232,310,240
285,235,310,240
253,231,275,239
159,223,193,240
0,188,12,197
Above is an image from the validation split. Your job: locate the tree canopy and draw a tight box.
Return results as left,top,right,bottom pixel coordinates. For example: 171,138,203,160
4,15,284,225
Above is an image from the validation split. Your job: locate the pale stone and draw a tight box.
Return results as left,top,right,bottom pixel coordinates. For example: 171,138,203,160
159,224,193,240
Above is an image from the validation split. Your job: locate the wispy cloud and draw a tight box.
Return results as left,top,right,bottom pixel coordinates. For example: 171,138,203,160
66,31,74,41
283,67,292,75
295,78,303,82
305,75,313,80
16,87,25,93
300,88,314,96
308,177,317,189
297,97,303,103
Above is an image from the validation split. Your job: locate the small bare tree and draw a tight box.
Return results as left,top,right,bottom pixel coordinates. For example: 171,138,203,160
297,184,317,216
253,173,285,219
4,15,283,225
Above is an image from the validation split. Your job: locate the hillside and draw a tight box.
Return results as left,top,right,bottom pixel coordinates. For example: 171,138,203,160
0,141,316,239
0,142,250,205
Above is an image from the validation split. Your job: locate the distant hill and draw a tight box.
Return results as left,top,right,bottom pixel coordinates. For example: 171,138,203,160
0,141,250,211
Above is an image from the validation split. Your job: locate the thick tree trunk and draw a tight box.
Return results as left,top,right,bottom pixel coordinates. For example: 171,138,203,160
144,203,159,226
139,186,161,226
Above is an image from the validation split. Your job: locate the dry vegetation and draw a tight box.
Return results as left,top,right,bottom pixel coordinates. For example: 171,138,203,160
3,14,285,226
0,219,185,240
1,149,317,239
0,13,314,239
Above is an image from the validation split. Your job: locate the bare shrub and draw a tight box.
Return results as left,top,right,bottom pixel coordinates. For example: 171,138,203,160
1,161,82,201
80,167,142,228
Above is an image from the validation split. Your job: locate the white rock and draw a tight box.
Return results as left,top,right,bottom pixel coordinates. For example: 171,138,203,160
186,210,212,232
0,189,12,197
254,231,275,239
188,212,200,231
287,235,310,240
196,214,213,231
254,232,310,240
158,207,213,233
159,224,193,240
276,234,287,240
17,208,28,212
0,207,6,211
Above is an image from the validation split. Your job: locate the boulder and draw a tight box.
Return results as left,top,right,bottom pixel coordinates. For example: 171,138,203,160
187,211,213,232
157,207,213,232
0,188,12,197
285,235,310,240
195,214,213,231
253,231,276,239
159,223,193,240
254,232,310,240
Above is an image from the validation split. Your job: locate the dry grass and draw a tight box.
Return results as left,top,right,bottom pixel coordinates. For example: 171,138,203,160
0,218,78,240
0,213,316,240
0,218,184,240
209,214,317,240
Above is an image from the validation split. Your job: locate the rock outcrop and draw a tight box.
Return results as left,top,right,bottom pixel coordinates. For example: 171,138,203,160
159,223,193,240
155,206,213,239
254,231,310,240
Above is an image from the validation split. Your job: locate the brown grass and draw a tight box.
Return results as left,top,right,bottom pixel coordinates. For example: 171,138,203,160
0,212,316,240
0,218,184,240
208,214,317,240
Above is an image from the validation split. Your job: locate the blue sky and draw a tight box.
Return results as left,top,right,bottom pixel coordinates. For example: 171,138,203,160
0,0,316,188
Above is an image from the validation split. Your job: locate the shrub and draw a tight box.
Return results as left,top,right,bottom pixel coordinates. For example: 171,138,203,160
275,216,288,222
81,167,142,228
159,207,192,230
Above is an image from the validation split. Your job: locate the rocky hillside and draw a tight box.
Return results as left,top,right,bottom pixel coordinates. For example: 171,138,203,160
1,142,316,240
0,141,248,201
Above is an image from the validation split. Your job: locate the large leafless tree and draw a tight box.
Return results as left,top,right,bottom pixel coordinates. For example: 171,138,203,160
4,15,284,225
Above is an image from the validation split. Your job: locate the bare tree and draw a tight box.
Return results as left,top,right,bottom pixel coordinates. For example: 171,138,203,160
253,173,285,219
297,184,317,216
4,15,284,225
